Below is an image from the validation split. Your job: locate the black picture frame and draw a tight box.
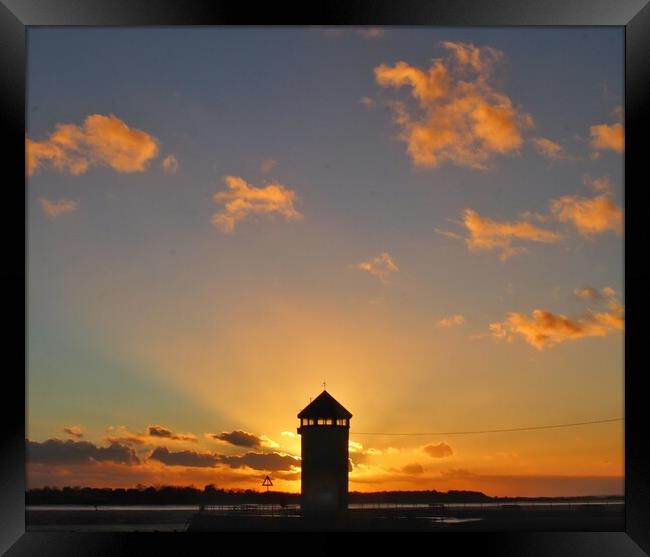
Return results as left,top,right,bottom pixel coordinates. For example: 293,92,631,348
2,1,648,554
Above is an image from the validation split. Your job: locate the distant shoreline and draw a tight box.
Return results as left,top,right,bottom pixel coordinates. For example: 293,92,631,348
25,486,624,507
27,497,625,511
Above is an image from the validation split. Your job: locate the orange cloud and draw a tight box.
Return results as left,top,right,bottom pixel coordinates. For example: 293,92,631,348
349,440,364,453
106,434,146,446
423,442,453,458
105,425,197,445
438,468,477,480
27,458,295,491
602,287,617,298
209,430,279,449
38,198,79,219
259,158,277,174
401,463,424,475
105,425,148,446
359,96,377,109
26,139,72,176
574,285,617,302
28,439,140,466
550,193,623,237
489,299,624,350
590,122,624,153
149,446,218,467
351,252,399,282
574,287,601,301
438,177,621,259
440,41,504,73
437,314,465,327
211,175,302,233
27,114,159,176
63,426,83,439
531,137,571,160
162,154,179,174
434,227,464,240
461,209,562,261
374,41,532,169
218,452,301,472
584,175,614,194
153,447,303,474
147,425,198,443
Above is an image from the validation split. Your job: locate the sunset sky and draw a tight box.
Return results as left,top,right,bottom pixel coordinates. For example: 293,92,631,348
26,27,624,497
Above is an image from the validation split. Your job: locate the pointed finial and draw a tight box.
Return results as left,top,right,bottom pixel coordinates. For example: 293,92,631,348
322,381,326,390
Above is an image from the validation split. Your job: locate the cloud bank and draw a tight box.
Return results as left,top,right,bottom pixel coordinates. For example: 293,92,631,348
28,439,140,466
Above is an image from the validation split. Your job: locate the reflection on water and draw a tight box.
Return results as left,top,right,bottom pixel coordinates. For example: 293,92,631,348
432,517,483,524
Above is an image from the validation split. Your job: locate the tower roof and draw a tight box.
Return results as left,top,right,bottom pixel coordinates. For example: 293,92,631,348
297,390,353,419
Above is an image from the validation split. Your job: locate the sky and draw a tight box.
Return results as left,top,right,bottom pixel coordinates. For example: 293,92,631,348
26,26,624,497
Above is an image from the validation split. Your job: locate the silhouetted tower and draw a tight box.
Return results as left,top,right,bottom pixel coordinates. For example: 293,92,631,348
297,390,352,513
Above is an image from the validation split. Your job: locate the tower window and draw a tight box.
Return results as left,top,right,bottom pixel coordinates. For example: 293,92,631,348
325,418,333,425
317,418,326,425
336,419,347,426
308,419,315,425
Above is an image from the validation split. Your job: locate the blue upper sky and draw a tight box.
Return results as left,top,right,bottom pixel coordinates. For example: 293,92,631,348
25,27,624,494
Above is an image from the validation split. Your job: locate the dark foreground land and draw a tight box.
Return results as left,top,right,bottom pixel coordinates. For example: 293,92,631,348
27,503,624,532
27,510,194,532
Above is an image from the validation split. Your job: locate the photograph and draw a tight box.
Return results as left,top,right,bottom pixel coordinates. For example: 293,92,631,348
23,24,628,535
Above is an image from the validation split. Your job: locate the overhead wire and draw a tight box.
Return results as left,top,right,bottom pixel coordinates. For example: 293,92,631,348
351,417,624,436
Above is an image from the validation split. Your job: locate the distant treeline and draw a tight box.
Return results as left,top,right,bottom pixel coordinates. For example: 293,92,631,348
27,485,492,506
26,486,621,506
27,485,297,506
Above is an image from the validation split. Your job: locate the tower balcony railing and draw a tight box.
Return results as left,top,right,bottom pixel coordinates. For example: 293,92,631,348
299,418,349,426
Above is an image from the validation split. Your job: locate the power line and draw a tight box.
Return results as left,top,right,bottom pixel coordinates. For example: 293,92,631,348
351,417,624,436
